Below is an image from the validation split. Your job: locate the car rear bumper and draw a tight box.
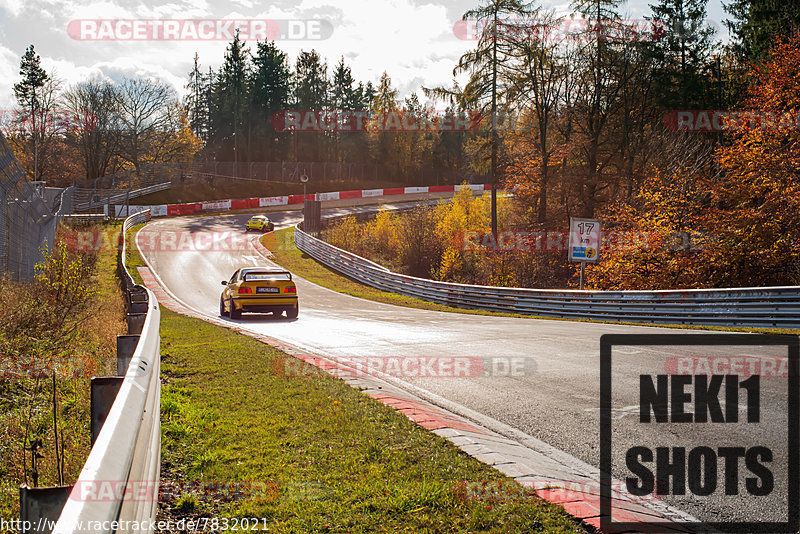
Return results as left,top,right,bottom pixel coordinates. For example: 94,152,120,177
232,295,297,312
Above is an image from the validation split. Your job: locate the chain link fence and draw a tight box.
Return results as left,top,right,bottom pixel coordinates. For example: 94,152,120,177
0,132,71,280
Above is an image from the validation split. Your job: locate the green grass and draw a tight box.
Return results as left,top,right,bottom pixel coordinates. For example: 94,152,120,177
125,222,148,286
156,307,585,532
263,227,800,335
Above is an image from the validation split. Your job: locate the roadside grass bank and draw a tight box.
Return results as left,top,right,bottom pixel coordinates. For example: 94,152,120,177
262,227,796,335
155,306,585,533
0,222,126,522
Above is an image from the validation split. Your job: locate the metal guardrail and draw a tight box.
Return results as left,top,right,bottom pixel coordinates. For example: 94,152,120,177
295,225,800,329
52,209,161,534
74,182,172,213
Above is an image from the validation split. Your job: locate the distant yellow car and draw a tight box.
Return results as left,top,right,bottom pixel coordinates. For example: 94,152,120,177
246,215,274,232
220,267,298,319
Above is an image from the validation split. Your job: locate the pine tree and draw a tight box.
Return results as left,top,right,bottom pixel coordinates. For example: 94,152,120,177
293,50,328,109
250,41,291,160
330,57,357,110
724,0,800,62
362,81,377,110
14,45,48,181
210,30,250,162
292,50,328,160
185,53,209,141
251,41,291,113
647,0,715,108
453,0,536,234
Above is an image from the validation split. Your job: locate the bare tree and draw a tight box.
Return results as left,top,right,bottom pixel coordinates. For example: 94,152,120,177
64,80,121,181
117,78,177,169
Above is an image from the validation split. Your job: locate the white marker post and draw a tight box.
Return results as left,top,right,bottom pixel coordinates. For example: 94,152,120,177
568,218,601,290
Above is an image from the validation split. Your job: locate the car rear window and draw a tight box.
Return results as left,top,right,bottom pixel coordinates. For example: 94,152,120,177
243,273,290,281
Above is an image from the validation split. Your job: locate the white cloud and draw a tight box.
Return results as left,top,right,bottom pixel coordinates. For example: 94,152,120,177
0,0,730,109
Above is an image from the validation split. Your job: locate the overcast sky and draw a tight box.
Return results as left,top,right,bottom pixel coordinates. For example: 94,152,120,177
0,0,730,109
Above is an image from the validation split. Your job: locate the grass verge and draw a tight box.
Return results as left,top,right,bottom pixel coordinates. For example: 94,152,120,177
262,227,799,335
156,307,585,533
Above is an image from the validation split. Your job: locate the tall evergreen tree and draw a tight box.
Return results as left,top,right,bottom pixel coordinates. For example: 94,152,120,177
724,0,800,62
362,81,377,110
293,50,328,160
453,0,536,234
330,57,357,110
185,53,209,141
648,0,715,108
293,50,328,109
14,45,48,181
250,41,291,160
210,30,250,162
251,41,291,114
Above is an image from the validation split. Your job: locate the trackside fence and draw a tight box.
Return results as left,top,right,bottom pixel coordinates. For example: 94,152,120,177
295,225,800,329
46,209,161,534
0,132,72,280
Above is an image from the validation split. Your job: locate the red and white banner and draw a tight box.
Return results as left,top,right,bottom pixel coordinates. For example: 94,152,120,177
117,184,490,219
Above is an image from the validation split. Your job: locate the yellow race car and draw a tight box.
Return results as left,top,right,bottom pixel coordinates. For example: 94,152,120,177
220,267,298,319
245,215,275,232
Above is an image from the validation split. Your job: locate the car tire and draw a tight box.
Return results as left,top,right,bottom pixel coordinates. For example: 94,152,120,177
220,297,228,317
230,298,242,319
286,304,298,319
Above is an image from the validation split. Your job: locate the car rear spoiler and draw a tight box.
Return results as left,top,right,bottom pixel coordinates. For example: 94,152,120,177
244,271,292,280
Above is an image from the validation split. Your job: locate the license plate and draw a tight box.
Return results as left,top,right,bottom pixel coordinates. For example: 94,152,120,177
257,287,279,293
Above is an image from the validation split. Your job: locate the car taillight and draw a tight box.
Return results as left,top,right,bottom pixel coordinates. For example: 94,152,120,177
284,286,296,293
238,287,252,294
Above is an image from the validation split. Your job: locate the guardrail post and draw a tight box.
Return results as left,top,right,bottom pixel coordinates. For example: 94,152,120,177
90,377,124,445
126,313,147,335
129,288,148,314
116,335,141,376
19,485,73,534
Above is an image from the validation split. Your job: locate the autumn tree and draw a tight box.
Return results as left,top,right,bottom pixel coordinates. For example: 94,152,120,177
504,12,566,222
64,80,122,181
709,34,800,286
